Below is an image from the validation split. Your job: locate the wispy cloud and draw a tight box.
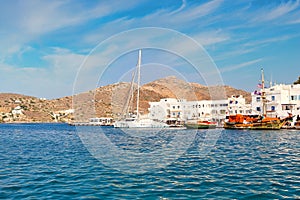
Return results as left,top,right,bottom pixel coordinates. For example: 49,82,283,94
244,34,298,47
191,30,230,46
170,0,187,15
0,1,143,58
169,0,223,20
221,58,263,73
0,1,143,35
251,0,300,22
83,0,225,46
263,0,300,21
0,0,299,98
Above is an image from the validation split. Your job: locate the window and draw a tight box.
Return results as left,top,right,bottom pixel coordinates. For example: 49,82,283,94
256,97,261,102
271,106,275,111
290,95,298,101
256,107,261,111
271,96,275,101
291,96,295,100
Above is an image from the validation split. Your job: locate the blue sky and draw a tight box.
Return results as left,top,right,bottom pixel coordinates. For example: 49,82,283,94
0,0,300,99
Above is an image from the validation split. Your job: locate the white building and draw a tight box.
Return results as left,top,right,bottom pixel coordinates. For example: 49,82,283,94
252,84,300,118
148,95,252,123
148,98,186,121
12,106,23,116
183,99,228,122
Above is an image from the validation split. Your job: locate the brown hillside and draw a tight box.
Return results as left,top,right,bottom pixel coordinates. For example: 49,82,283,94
0,76,251,122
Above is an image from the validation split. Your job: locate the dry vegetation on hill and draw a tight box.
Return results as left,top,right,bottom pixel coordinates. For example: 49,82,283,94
0,76,251,123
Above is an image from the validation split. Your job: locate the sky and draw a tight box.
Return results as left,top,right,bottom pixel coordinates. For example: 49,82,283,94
0,0,300,99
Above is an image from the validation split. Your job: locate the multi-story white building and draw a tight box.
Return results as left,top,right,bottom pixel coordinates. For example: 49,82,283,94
148,83,300,123
252,84,300,118
148,98,186,121
148,95,252,123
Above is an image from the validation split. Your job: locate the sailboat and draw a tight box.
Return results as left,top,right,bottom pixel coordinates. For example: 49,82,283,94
223,68,287,130
113,50,169,128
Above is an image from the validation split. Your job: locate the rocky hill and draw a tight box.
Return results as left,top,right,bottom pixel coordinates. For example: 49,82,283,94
0,76,251,123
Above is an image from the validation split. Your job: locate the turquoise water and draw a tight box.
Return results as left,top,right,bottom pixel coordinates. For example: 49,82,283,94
0,123,299,199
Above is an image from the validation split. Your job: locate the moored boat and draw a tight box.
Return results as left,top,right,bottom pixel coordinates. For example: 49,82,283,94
223,114,285,130
113,50,169,128
70,117,114,126
223,68,288,130
114,118,168,128
185,120,217,129
295,121,300,130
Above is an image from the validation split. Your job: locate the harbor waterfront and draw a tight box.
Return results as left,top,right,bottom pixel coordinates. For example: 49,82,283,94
0,123,299,199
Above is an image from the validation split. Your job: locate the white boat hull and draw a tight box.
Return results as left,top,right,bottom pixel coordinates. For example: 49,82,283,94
114,119,169,128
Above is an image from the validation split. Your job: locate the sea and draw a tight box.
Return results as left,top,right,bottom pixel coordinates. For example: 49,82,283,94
0,123,299,199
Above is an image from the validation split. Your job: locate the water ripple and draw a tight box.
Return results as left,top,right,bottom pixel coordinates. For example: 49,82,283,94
0,124,299,199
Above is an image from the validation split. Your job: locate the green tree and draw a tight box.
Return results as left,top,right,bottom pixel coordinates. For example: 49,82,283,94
294,76,300,84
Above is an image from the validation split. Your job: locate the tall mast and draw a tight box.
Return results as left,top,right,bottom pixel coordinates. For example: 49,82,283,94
136,49,141,120
261,68,267,117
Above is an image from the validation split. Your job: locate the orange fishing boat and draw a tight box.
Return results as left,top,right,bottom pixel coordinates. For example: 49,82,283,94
295,121,300,130
224,114,285,130
224,68,287,130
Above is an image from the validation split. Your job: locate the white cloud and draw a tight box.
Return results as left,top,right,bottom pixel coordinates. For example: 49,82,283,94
263,0,300,21
83,0,224,45
0,1,143,36
244,34,298,47
0,47,87,98
191,30,229,46
169,0,223,20
288,19,300,24
0,1,144,59
170,0,187,15
0,63,51,97
251,0,300,22
221,58,262,73
0,0,299,98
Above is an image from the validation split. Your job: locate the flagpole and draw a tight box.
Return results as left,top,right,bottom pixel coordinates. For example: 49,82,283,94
261,68,267,117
